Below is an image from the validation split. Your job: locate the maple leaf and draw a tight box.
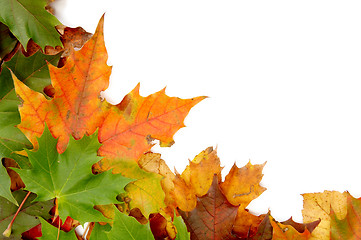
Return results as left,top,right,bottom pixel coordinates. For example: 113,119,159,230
180,147,223,197
220,161,266,209
38,217,77,240
13,15,111,153
0,190,53,240
179,175,239,240
13,126,132,224
330,192,361,239
302,191,347,240
90,206,155,240
96,84,205,172
0,0,62,49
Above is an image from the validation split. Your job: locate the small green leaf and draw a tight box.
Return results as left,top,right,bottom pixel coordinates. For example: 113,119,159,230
0,164,18,206
174,215,190,240
0,190,52,239
14,126,133,224
39,217,77,240
0,0,62,49
90,205,155,240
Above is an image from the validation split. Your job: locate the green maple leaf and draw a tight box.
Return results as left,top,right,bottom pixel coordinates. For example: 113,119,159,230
13,126,133,224
90,206,155,240
174,214,190,240
0,0,62,49
39,217,77,240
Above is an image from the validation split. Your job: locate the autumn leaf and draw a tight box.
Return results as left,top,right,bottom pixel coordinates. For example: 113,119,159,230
0,190,53,240
179,175,239,240
220,161,266,209
302,191,347,240
0,0,62,49
13,15,111,153
170,147,223,212
330,192,361,239
13,126,132,224
39,217,77,240
181,147,223,197
96,84,205,172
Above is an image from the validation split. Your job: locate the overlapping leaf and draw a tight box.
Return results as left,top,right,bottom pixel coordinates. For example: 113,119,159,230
12,15,204,221
330,192,361,239
0,190,53,240
179,175,239,240
0,49,60,204
13,15,111,153
0,0,62,49
270,215,312,240
302,191,347,240
13,126,132,224
90,206,155,240
96,84,205,172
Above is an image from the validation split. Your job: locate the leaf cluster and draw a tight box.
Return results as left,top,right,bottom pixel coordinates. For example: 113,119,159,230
1,1,361,240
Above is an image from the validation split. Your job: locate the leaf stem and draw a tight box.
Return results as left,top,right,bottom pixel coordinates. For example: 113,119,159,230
2,191,31,237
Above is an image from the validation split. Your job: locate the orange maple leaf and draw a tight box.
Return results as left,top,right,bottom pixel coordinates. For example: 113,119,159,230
13,15,111,153
96,84,205,172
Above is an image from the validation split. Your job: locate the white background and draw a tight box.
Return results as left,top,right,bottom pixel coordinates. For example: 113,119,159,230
52,0,361,222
